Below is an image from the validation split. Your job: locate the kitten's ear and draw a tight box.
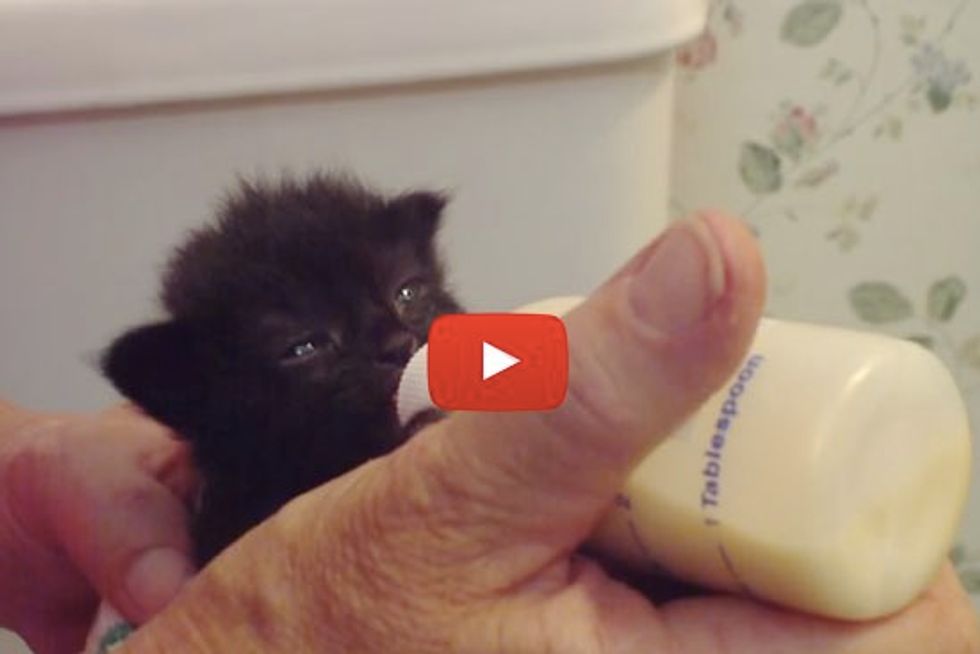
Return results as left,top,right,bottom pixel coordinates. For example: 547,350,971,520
387,190,447,242
101,321,205,434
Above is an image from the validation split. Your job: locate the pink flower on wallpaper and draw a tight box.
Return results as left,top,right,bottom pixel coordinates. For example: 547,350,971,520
771,104,820,160
676,30,718,70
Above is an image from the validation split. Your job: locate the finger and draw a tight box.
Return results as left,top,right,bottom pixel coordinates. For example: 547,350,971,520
97,404,200,499
27,416,196,624
388,212,765,564
661,564,980,653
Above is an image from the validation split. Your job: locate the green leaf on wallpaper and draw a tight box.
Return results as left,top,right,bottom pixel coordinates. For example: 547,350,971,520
849,282,913,323
739,142,782,194
959,334,980,370
927,276,967,322
900,15,927,46
857,196,878,221
873,116,904,141
928,84,954,113
951,543,966,566
819,57,839,79
906,334,935,350
827,225,859,251
781,0,843,47
959,568,980,594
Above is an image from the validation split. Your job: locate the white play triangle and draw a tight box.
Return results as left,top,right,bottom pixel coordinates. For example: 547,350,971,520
482,341,520,381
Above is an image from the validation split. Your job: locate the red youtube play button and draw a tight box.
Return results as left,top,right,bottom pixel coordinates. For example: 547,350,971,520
427,314,568,411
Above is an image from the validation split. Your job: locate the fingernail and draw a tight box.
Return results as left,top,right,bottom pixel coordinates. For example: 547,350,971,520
125,547,193,618
628,215,727,334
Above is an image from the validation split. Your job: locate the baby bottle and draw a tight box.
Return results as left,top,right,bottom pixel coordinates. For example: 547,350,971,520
396,296,972,621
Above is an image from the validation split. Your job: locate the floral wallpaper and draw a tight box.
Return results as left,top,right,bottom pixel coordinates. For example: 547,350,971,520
670,0,980,605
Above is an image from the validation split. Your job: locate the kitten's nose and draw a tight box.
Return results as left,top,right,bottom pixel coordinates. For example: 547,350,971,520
379,332,418,367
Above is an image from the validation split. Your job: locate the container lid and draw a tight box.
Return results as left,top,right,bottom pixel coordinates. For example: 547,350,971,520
0,0,706,116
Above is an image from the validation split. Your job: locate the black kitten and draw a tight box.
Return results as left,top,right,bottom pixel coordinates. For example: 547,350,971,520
102,174,462,564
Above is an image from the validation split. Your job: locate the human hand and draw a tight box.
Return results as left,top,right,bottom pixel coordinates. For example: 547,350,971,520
0,403,197,654
121,212,979,653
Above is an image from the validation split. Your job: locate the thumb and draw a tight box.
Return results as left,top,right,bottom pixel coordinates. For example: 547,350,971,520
395,211,765,568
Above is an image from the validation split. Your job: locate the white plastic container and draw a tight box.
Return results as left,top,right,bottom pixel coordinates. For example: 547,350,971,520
591,317,971,620
0,0,706,412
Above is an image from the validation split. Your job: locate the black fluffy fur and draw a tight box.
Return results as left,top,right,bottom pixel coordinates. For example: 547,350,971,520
102,174,461,564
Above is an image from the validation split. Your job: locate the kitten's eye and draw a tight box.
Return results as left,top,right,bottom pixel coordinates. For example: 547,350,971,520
289,341,318,359
395,280,425,306
281,335,334,363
